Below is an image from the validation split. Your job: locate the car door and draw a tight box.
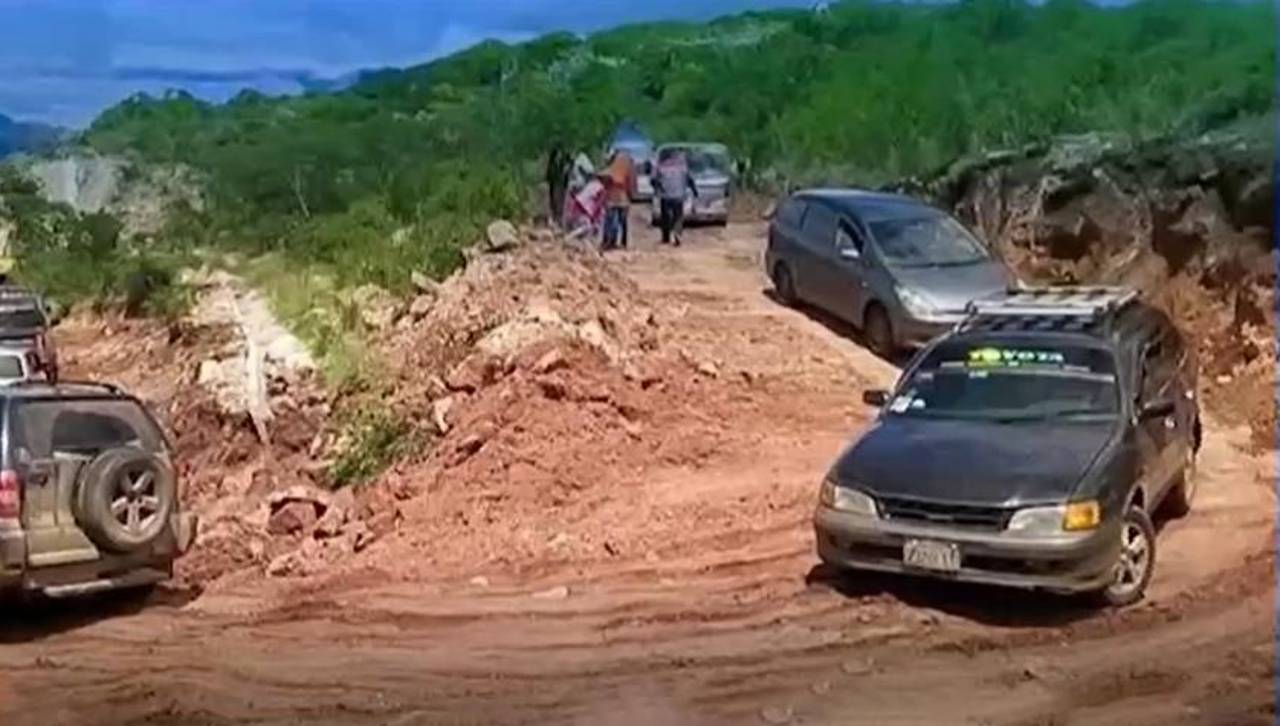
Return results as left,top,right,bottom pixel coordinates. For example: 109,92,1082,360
796,201,841,311
1135,330,1181,502
825,217,873,323
768,197,809,295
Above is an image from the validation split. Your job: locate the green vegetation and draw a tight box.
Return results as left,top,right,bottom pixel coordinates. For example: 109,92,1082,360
329,407,415,488
77,0,1271,294
0,169,190,317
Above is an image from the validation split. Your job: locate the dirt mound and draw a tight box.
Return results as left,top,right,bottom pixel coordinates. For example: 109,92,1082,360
893,123,1275,447
58,310,334,588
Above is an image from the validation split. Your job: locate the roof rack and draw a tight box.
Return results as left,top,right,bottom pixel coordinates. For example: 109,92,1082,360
16,379,124,394
965,286,1139,319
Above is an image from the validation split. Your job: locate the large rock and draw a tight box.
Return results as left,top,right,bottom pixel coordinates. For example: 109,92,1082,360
268,500,319,536
485,220,521,252
346,284,401,330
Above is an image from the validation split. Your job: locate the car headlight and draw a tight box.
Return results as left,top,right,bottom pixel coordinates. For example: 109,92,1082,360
895,286,936,318
819,476,878,517
1006,500,1101,535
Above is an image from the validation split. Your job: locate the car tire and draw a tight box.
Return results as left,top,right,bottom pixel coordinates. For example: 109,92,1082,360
1162,445,1198,518
864,304,896,358
1092,505,1156,608
772,263,797,306
76,447,176,554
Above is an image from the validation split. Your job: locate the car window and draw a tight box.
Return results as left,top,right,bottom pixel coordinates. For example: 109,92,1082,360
889,340,1120,421
836,220,865,254
868,214,989,267
778,198,807,229
1140,332,1179,402
803,203,838,248
0,355,22,379
0,307,45,330
11,398,167,460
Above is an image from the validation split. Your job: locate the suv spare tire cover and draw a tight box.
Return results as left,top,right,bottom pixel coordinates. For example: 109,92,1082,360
75,447,176,554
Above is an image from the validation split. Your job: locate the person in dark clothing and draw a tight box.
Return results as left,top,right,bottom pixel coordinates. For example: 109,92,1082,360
653,149,697,246
546,144,571,227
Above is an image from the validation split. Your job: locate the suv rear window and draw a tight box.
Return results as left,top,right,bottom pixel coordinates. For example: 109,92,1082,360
10,398,167,460
0,355,23,379
0,307,45,330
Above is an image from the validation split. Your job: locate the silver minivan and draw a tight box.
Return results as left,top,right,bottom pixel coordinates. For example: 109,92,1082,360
765,188,1012,356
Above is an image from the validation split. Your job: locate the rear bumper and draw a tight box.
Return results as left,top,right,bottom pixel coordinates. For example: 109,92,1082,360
813,505,1119,594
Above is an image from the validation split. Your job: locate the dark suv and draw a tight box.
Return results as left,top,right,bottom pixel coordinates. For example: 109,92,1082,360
0,382,197,599
814,287,1199,606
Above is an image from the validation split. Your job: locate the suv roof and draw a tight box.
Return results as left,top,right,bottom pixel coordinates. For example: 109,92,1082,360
952,285,1167,349
0,381,125,399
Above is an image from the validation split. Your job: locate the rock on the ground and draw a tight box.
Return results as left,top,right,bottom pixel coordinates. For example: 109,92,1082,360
431,396,455,435
314,487,355,539
411,271,441,296
346,284,402,330
531,585,570,600
485,220,521,252
409,295,434,321
268,501,320,536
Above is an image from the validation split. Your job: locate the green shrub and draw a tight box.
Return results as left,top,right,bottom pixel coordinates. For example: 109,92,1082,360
329,407,415,488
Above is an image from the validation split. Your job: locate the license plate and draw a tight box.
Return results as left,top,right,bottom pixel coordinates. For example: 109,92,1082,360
903,539,961,573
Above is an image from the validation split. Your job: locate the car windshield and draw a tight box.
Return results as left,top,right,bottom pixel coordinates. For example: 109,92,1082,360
869,214,989,267
887,341,1119,422
687,149,730,175
0,307,44,330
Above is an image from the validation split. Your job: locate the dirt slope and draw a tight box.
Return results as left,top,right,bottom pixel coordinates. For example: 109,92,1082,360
0,217,1271,726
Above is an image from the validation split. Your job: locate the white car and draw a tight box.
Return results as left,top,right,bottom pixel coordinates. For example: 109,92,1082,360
649,142,733,226
0,344,46,385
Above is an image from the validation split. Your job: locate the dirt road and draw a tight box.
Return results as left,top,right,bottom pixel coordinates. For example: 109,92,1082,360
0,219,1273,726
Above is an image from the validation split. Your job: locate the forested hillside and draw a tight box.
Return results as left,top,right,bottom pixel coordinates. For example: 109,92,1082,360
58,0,1280,295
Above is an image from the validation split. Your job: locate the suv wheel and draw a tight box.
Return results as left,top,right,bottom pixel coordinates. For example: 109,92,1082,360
864,305,896,358
773,263,797,306
76,447,177,554
1093,506,1156,608
1162,445,1198,518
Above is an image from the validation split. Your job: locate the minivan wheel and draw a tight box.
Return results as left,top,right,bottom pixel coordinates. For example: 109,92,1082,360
1162,445,1198,518
773,263,798,306
864,305,896,358
1092,506,1156,608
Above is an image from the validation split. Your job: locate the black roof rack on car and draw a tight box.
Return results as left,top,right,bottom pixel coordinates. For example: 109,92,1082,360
958,285,1139,334
12,379,124,394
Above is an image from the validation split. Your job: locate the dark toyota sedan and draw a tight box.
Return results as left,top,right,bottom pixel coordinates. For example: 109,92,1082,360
814,288,1200,607
765,189,1011,357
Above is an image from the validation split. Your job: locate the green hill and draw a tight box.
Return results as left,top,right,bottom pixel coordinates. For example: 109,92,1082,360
59,0,1280,295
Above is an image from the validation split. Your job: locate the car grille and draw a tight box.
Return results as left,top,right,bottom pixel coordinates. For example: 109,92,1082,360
877,496,1011,530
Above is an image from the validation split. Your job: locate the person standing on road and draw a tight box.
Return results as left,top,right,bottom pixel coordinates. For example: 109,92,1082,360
601,149,636,251
545,143,571,227
654,148,697,246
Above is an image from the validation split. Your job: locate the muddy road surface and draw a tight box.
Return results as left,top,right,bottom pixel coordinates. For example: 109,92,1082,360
0,219,1273,726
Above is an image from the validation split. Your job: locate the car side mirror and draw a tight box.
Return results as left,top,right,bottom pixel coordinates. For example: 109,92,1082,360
862,389,890,407
1139,398,1176,420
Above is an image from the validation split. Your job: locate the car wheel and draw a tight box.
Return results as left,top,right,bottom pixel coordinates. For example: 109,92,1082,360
772,263,797,306
1093,506,1156,608
76,447,177,554
863,305,896,358
1162,445,1198,518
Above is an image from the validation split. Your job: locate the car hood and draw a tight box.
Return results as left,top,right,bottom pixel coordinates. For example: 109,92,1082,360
832,416,1116,507
889,260,1009,313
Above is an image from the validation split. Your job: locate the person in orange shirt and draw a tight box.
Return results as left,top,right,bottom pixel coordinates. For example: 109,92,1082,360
601,150,636,250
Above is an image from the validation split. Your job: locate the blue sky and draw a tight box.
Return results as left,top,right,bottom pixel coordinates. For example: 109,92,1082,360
0,0,811,127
